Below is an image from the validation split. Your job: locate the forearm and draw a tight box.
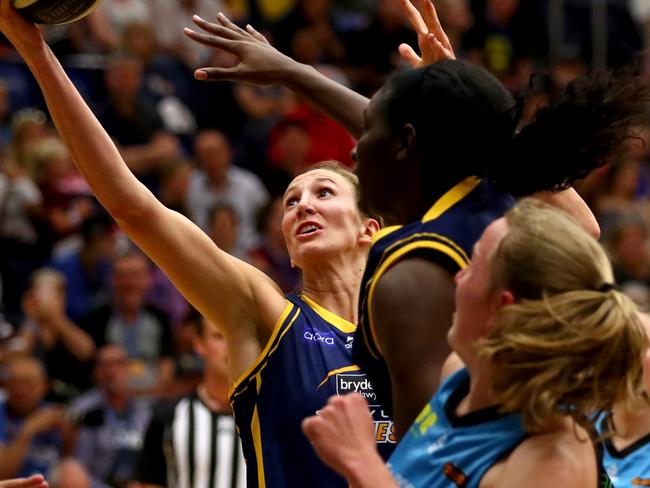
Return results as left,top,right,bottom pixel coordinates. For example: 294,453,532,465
531,188,600,239
346,455,399,488
281,62,368,139
49,317,96,361
0,433,33,479
11,39,152,220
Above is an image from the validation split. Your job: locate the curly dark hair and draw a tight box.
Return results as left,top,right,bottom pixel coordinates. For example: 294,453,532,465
492,72,650,197
380,61,650,199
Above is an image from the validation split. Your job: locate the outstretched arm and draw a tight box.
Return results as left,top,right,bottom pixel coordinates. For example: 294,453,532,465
302,394,398,488
0,1,286,380
184,1,452,140
0,475,48,488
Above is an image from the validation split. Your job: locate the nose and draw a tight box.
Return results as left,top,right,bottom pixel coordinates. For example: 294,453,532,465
296,195,316,216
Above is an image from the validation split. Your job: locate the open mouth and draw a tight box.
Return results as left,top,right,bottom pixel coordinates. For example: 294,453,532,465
297,222,322,236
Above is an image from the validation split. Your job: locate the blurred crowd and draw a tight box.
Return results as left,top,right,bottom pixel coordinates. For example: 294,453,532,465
0,0,650,486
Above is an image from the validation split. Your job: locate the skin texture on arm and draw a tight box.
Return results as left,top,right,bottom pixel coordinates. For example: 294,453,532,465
302,394,398,488
371,257,456,438
532,188,600,239
0,1,287,382
481,427,597,488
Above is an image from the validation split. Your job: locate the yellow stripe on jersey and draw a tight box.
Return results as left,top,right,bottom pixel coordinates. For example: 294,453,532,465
229,301,300,399
381,232,470,268
251,373,265,488
301,294,356,334
371,225,402,244
366,240,468,358
422,176,481,223
317,365,362,389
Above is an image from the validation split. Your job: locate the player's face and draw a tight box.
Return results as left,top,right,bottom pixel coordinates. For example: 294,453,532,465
354,89,402,218
282,170,368,268
448,218,509,363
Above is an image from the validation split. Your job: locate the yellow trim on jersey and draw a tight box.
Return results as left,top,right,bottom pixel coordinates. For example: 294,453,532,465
367,241,468,358
422,176,481,222
229,301,298,398
382,232,470,267
317,365,362,389
251,373,266,488
372,225,402,244
301,294,356,334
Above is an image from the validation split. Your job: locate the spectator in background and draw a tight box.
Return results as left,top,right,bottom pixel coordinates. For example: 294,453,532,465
16,268,96,401
96,54,180,193
606,218,650,296
6,109,48,176
50,214,115,323
30,138,94,254
343,0,418,94
151,0,230,69
48,459,90,488
157,158,192,217
0,137,45,325
188,129,269,250
208,203,247,260
132,317,245,488
0,356,74,479
69,346,151,488
80,250,174,394
248,196,299,293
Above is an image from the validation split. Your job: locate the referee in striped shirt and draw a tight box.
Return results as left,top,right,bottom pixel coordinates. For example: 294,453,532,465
130,316,245,488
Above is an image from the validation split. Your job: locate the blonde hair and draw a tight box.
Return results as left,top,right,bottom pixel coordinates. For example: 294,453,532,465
480,199,647,432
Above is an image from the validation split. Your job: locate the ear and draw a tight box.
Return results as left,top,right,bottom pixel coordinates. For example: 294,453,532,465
396,123,418,162
485,290,515,330
193,336,206,359
359,218,380,247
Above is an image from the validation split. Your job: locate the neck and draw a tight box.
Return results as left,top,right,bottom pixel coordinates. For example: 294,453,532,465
456,360,495,415
199,371,230,412
380,189,431,227
117,305,139,322
106,391,128,411
612,398,650,444
301,253,366,324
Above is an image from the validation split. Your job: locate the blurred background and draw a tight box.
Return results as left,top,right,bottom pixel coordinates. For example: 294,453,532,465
0,0,649,486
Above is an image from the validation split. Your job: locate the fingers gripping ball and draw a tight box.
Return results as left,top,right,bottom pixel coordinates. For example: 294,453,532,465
11,0,103,24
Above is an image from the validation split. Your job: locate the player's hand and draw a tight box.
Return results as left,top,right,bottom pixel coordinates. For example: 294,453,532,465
398,0,455,68
184,13,298,85
22,407,65,438
302,393,382,479
0,475,49,488
0,0,44,49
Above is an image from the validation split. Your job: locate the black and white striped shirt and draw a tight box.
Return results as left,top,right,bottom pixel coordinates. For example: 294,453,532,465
135,392,246,488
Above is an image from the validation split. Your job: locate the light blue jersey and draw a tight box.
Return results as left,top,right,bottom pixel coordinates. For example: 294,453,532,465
388,368,526,488
598,416,650,487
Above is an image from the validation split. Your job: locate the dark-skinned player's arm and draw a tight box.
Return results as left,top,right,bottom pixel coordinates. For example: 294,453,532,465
371,257,456,438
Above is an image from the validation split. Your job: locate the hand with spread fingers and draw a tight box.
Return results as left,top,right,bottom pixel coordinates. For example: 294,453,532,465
0,475,49,488
398,0,455,68
184,13,298,85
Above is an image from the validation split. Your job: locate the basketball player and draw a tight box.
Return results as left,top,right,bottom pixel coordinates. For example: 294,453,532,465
0,6,391,487
185,5,650,437
132,316,245,488
595,313,650,487
302,200,647,488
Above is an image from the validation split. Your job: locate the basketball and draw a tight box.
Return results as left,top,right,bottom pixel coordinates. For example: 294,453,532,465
11,0,103,24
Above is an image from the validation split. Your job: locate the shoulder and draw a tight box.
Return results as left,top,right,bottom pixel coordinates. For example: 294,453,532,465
489,424,596,488
373,256,455,310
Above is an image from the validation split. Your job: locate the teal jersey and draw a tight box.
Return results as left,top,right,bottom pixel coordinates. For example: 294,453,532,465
230,295,395,488
354,176,515,413
388,368,526,488
597,415,650,487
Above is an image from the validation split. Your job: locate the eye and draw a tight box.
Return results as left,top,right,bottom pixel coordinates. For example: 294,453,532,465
285,196,298,208
317,188,334,198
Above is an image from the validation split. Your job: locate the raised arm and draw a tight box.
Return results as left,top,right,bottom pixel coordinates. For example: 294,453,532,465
0,1,286,380
184,13,368,138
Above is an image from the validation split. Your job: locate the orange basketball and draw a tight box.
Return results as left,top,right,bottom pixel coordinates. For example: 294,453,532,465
11,0,103,24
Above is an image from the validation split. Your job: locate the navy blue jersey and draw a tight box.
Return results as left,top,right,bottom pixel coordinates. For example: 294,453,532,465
597,415,650,487
388,368,527,488
230,294,395,488
354,177,515,413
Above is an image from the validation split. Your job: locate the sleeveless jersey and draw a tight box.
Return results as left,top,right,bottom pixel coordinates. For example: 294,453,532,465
387,368,527,488
230,294,396,488
597,415,650,487
354,176,515,413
